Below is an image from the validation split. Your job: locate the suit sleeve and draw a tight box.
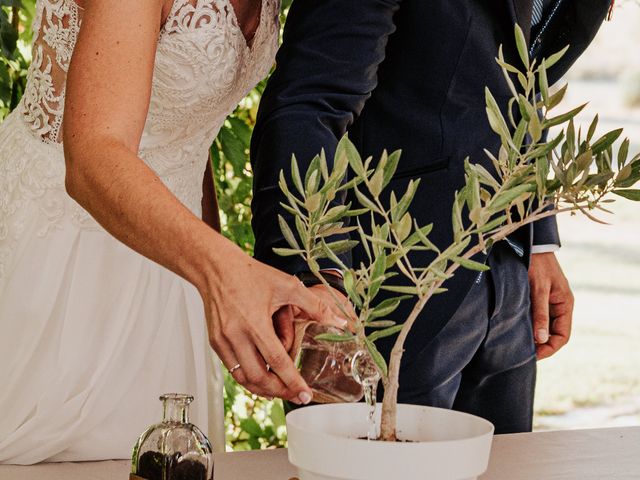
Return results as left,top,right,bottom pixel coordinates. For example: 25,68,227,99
535,0,611,85
532,213,561,248
529,0,610,250
250,0,402,273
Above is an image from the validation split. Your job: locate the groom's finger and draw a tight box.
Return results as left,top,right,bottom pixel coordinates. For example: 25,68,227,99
288,280,348,329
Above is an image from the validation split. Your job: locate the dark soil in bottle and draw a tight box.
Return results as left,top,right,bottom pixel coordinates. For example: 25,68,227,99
136,451,209,480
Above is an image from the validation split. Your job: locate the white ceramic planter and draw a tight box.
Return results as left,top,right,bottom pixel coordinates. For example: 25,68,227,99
286,403,494,480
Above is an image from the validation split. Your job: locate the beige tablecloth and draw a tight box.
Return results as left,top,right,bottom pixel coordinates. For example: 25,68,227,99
0,426,637,479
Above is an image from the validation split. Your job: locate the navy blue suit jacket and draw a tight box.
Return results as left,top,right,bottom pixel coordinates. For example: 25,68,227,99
250,0,611,359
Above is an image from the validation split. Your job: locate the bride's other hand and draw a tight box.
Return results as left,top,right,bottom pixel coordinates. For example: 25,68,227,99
62,0,342,403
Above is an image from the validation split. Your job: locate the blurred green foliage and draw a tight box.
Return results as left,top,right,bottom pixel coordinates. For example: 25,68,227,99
0,0,35,119
0,0,292,451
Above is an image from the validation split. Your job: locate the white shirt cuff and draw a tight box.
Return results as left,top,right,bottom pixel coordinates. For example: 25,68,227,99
531,244,560,254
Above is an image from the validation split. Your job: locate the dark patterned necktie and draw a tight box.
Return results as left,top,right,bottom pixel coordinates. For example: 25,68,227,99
532,0,545,26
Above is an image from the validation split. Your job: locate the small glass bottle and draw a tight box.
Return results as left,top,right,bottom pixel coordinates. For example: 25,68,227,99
131,394,213,480
293,322,379,403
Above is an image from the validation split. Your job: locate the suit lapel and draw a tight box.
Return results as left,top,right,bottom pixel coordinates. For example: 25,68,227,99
508,0,534,41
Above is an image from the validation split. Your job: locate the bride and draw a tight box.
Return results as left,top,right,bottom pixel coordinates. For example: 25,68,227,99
0,0,343,464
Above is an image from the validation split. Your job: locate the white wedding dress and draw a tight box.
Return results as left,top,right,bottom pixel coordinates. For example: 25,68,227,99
0,0,278,464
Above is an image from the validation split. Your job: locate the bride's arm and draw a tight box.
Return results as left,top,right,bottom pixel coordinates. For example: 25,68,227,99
63,0,341,405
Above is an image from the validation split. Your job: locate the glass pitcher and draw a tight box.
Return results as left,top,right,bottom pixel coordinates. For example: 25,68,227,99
292,321,380,403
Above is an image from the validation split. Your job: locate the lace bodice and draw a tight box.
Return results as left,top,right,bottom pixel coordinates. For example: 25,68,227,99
0,0,278,280
14,0,279,212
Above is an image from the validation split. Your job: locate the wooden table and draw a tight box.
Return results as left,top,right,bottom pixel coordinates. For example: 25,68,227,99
0,427,638,479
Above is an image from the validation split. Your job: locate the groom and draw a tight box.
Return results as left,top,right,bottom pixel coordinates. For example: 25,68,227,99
251,0,612,433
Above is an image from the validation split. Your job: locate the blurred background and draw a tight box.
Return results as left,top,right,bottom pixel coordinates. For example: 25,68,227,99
0,0,638,450
534,0,640,430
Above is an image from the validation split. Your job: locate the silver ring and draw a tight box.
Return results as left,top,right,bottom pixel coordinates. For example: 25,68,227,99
266,364,271,372
229,363,241,374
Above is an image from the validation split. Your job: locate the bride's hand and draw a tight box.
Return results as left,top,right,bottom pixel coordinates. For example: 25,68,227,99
201,249,347,404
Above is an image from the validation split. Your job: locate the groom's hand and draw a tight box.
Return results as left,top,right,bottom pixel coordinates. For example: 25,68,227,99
274,283,356,353
529,252,574,360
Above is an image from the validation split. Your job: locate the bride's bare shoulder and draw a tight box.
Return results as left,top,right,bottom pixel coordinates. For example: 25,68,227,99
63,0,173,159
73,0,175,29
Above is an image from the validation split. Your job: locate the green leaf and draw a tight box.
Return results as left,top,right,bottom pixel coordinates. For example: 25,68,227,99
528,110,542,143
228,116,252,147
270,401,286,429
369,252,387,298
496,45,521,74
304,192,322,212
395,212,412,241
365,339,388,378
366,320,397,328
323,239,359,255
382,150,402,189
367,324,404,342
544,44,569,69
475,214,508,233
306,169,320,196
356,218,372,261
528,131,564,159
272,247,304,257
403,223,434,248
452,192,464,239
575,149,593,171
354,186,381,214
536,157,550,198
440,235,471,261
343,270,362,308
320,204,351,224
218,126,247,176
489,183,536,211
295,215,309,246
539,59,550,104
514,24,530,69
544,104,587,129
0,10,18,58
290,155,304,195
470,163,500,191
368,169,384,197
547,83,568,110
617,138,630,168
346,207,370,217
337,135,364,176
584,171,614,189
369,296,411,320
314,333,356,343
452,256,490,272
591,128,624,156
240,417,264,438
615,161,640,188
319,149,330,181
587,114,599,142
485,88,511,141
278,215,300,250
612,189,640,201
332,142,350,180
381,285,420,295
392,179,420,222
